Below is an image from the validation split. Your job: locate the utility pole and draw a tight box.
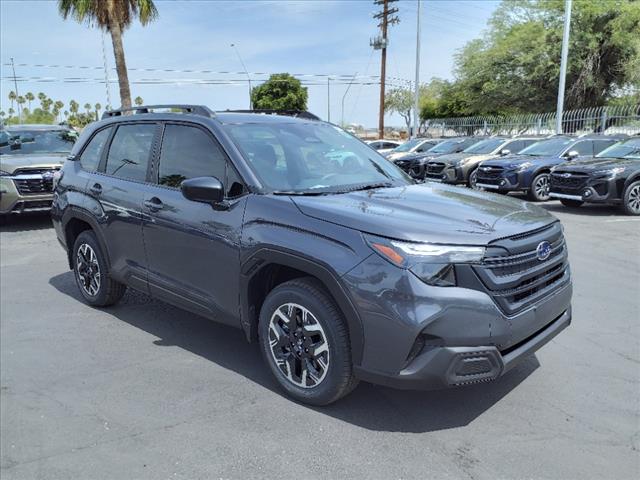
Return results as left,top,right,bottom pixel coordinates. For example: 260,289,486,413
341,72,358,128
372,0,399,139
10,57,21,123
412,0,421,138
101,31,112,110
231,43,252,109
555,0,572,134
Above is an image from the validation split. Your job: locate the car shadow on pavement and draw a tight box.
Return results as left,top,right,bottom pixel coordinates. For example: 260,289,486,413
49,271,539,433
0,213,53,232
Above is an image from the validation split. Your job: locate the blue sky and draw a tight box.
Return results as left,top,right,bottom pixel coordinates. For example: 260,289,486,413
0,0,499,127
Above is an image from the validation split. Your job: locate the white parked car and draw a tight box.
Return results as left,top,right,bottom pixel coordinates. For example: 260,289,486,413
365,139,403,154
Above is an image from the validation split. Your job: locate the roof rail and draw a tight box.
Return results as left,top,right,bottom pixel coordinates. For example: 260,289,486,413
223,109,321,121
102,104,215,119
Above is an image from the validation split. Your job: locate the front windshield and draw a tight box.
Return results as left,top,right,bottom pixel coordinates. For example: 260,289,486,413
427,138,466,154
224,122,410,193
392,138,423,152
596,139,640,159
0,129,76,155
463,138,505,154
518,137,573,157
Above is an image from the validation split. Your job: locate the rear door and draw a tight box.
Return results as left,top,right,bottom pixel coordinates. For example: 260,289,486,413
89,122,159,291
142,122,247,326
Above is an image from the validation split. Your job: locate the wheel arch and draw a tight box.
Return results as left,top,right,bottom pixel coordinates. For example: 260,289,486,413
61,207,111,270
240,248,365,365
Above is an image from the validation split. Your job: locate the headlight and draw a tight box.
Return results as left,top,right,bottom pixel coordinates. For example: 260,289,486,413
365,234,486,287
514,162,533,171
594,167,625,179
456,157,474,166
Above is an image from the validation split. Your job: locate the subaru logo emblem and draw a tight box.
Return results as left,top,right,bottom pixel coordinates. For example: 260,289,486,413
536,241,552,261
561,173,571,178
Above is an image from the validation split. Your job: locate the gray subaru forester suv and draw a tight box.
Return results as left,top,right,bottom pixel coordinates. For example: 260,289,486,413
52,105,572,405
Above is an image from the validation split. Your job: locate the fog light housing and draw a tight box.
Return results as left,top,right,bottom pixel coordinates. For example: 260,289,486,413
500,180,506,186
583,189,592,197
441,174,447,180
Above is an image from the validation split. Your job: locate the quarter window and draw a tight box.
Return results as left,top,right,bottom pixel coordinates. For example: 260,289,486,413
158,124,226,188
105,124,156,182
79,127,111,172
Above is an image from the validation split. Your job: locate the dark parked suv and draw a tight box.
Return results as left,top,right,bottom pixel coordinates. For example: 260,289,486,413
52,105,572,405
549,137,640,215
475,135,625,201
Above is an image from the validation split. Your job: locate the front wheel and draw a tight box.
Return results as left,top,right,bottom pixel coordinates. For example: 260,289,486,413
259,278,357,405
468,169,479,189
560,199,584,208
622,180,640,216
528,173,551,201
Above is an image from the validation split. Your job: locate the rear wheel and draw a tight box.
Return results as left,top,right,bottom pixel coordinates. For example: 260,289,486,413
468,168,479,189
560,199,584,208
259,278,357,405
72,231,126,306
622,180,640,216
528,173,551,201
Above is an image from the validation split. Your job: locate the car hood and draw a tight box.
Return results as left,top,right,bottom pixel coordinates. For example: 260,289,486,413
554,157,640,172
480,154,556,169
291,183,555,245
0,153,67,174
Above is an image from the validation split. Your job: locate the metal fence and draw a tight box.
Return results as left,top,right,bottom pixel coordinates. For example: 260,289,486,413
422,104,640,138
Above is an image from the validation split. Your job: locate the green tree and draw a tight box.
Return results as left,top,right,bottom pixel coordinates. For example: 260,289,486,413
450,0,640,114
69,100,79,115
8,91,16,110
58,0,158,110
251,73,308,111
95,102,102,118
25,92,35,110
84,103,92,115
384,87,414,133
134,96,143,106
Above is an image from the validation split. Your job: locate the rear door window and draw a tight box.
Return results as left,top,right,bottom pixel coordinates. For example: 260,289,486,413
79,127,111,172
593,140,617,155
569,141,595,156
105,124,156,182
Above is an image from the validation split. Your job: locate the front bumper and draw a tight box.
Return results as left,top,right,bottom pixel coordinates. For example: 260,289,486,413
355,307,571,390
424,164,461,184
0,177,53,214
476,170,524,192
549,175,622,204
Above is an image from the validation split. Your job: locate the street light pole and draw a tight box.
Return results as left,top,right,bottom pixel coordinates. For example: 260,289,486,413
231,43,252,109
412,0,421,138
341,72,358,128
10,57,21,123
555,0,572,134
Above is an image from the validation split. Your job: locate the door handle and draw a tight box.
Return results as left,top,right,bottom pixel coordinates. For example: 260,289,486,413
89,183,102,195
143,197,164,211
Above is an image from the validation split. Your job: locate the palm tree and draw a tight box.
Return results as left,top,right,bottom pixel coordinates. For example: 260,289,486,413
134,96,143,106
25,92,35,110
84,103,92,115
69,100,79,115
8,108,15,118
58,0,158,110
8,91,16,110
0,111,5,120
95,102,102,119
37,92,47,106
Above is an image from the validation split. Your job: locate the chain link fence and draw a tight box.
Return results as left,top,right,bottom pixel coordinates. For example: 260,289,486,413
422,104,640,138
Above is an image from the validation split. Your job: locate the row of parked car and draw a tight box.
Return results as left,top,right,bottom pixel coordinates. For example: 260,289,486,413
371,134,640,215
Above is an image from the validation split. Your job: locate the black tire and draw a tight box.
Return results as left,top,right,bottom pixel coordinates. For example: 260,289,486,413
72,230,126,307
258,277,357,405
622,180,640,216
560,199,584,208
528,173,551,201
468,168,479,189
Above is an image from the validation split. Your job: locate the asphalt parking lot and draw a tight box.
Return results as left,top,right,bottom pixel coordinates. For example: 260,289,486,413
1,200,639,480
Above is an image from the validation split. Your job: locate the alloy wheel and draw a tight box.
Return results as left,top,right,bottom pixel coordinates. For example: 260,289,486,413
267,303,330,389
534,175,550,200
628,184,640,214
76,243,101,296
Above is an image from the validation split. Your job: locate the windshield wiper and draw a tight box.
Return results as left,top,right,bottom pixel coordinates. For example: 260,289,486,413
272,190,328,196
333,182,393,194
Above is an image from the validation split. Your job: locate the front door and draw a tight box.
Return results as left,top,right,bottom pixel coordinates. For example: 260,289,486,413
142,122,247,326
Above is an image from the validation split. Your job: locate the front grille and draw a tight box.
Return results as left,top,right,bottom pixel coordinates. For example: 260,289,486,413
426,163,446,176
550,172,589,191
12,168,57,195
473,223,570,315
477,166,504,179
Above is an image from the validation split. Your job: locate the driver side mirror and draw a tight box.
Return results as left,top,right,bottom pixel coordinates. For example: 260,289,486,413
500,149,511,156
181,176,227,208
566,150,579,160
